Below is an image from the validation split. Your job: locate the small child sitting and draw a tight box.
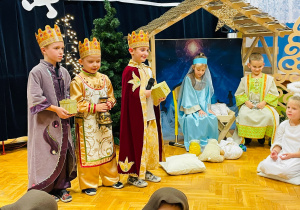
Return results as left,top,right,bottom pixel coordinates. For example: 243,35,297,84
234,53,279,145
257,93,300,182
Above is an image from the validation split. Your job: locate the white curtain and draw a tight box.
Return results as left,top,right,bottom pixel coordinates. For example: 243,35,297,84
245,0,300,23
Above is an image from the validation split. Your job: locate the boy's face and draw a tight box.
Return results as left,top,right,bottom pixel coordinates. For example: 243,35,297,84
41,42,64,65
193,64,206,80
79,54,101,74
248,59,264,77
129,47,150,64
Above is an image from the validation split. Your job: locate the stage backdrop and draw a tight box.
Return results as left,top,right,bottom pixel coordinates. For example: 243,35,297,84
156,38,243,140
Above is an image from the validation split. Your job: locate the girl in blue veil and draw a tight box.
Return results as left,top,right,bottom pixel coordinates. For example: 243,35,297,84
178,53,218,151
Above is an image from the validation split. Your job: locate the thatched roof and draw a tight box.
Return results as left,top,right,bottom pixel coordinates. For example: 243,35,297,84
137,0,292,37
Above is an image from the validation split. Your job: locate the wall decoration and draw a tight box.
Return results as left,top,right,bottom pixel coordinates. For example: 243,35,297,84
21,0,60,19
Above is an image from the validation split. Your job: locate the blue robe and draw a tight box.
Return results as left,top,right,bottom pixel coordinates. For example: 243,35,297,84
178,76,218,151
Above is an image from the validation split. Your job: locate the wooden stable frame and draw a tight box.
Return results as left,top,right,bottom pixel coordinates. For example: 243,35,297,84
273,17,300,116
136,0,299,143
136,0,293,76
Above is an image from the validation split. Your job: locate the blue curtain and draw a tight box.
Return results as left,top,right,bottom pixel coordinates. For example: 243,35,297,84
0,0,225,141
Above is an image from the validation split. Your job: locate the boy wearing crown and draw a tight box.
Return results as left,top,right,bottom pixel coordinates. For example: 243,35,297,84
70,37,123,196
117,30,165,188
27,25,77,202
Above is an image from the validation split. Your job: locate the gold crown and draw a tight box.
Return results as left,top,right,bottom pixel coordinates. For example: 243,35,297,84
128,30,149,49
78,37,101,59
35,24,63,48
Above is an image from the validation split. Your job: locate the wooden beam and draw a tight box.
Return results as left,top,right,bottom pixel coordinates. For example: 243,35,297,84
242,36,259,64
220,0,292,37
149,36,156,79
273,33,279,74
242,36,247,75
245,47,274,55
242,33,274,37
259,36,273,70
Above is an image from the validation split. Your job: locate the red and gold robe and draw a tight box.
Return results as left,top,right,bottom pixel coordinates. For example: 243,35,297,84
118,60,165,180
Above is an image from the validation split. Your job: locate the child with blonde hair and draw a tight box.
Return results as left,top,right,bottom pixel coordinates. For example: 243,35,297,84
234,53,279,145
178,52,218,151
257,86,300,182
70,37,123,196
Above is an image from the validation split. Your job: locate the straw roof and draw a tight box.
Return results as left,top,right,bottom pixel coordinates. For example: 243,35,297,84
137,0,293,37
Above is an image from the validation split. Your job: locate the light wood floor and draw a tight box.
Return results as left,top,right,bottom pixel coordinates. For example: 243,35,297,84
1,141,300,210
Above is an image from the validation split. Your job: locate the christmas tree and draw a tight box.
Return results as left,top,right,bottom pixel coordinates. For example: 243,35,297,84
91,0,129,144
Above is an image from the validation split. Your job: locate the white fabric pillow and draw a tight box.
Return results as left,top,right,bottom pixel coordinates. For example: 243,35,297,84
257,172,300,185
160,153,206,175
211,103,229,116
219,138,243,159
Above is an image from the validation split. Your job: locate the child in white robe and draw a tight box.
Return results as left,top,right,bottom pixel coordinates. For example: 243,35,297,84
257,93,300,181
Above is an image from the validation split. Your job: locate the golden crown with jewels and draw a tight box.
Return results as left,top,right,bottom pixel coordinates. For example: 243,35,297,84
78,37,101,59
35,24,63,48
128,30,149,49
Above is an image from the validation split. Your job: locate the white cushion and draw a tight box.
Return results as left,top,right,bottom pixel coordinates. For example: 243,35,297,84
219,138,243,159
160,153,206,175
257,172,300,185
211,103,230,116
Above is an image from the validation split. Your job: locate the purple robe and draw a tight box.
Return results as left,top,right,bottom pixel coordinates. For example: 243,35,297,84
27,60,76,192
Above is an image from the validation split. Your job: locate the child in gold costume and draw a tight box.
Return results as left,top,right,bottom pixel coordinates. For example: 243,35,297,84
70,37,123,196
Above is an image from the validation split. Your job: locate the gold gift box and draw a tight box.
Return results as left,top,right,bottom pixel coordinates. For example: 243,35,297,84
59,99,77,114
151,81,171,106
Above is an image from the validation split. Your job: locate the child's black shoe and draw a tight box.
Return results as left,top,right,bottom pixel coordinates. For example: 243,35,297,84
82,188,97,196
245,138,252,145
112,181,124,189
258,138,265,145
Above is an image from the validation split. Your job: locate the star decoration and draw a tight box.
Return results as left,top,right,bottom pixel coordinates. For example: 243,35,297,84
212,4,239,31
119,157,134,172
128,72,141,92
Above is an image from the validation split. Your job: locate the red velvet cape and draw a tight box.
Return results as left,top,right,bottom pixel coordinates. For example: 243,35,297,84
118,65,163,176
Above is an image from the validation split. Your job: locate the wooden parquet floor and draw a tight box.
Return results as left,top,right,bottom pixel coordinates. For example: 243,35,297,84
1,141,300,210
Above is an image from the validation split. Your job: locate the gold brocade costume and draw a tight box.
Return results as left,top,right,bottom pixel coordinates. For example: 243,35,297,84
70,70,119,189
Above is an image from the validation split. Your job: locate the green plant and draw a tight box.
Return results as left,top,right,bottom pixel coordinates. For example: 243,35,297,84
91,0,129,144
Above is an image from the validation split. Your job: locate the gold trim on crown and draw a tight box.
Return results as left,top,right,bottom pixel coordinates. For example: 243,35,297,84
128,30,149,49
78,37,101,59
35,24,63,48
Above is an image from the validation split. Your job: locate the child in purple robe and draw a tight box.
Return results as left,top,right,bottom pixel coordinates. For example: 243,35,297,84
27,25,77,203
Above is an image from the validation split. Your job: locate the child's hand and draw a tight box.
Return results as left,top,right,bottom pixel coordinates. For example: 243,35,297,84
107,102,112,110
245,101,254,109
208,109,216,115
280,153,293,160
96,103,108,112
256,101,266,109
56,107,72,119
270,150,278,161
158,97,166,102
198,110,207,117
145,90,152,98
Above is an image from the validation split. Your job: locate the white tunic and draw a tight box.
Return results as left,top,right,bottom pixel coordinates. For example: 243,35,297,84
257,120,300,179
